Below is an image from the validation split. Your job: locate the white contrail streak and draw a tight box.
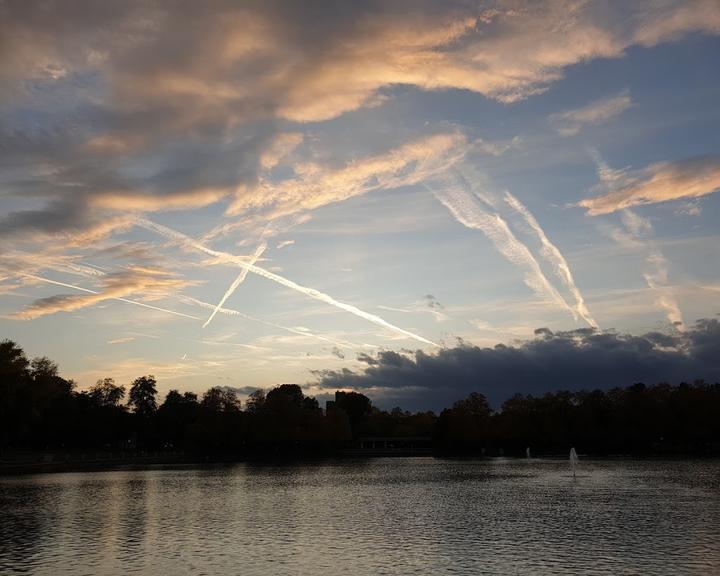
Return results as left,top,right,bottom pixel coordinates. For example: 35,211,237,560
19,274,201,320
203,241,267,329
181,295,352,347
136,218,439,347
503,191,599,329
429,178,575,316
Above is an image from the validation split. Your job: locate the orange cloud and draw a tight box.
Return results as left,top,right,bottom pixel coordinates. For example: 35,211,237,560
580,156,720,215
92,188,229,212
85,134,146,154
11,267,197,320
549,92,633,136
229,132,468,218
6,1,718,126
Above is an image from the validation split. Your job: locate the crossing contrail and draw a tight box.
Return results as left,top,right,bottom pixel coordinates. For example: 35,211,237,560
503,191,599,329
203,241,267,329
136,218,439,347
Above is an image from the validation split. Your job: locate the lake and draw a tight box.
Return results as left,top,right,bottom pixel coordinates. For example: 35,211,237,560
1,458,719,575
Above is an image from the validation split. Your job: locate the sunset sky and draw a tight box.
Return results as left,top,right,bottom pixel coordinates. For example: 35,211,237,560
2,1,719,408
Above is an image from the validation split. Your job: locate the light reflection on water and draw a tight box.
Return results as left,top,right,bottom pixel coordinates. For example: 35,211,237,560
1,458,719,575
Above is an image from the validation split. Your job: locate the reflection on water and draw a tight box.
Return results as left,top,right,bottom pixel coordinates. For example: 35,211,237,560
1,459,719,575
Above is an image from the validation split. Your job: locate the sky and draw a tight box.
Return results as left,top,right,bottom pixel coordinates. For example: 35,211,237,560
1,0,719,410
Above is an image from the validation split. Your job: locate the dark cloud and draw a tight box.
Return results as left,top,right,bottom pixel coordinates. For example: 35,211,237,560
424,294,444,310
222,385,263,396
315,319,720,411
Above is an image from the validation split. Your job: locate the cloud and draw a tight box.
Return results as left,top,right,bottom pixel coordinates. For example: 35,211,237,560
378,295,449,323
276,240,295,250
474,136,523,157
425,294,444,311
314,318,720,410
268,0,720,120
91,187,230,212
580,155,720,214
3,1,718,120
10,268,197,320
588,152,685,329
2,0,718,243
108,336,135,345
549,92,633,136
260,133,304,171
228,132,468,219
619,210,685,330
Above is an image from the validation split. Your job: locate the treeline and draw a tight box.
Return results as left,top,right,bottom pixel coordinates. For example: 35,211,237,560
2,339,719,457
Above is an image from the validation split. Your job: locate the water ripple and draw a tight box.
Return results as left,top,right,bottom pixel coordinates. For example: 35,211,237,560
1,459,719,575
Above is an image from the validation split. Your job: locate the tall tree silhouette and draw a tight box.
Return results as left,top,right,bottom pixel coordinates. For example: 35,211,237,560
89,378,125,407
128,375,158,417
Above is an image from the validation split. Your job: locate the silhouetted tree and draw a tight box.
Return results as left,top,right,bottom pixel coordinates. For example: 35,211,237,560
245,389,265,413
128,375,158,417
0,340,30,449
435,392,493,454
156,390,198,449
202,387,242,412
89,378,126,407
2,339,720,460
266,384,304,408
334,390,372,438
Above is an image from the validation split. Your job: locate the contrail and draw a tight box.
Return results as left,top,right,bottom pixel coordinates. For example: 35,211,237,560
620,210,685,331
181,295,353,347
2,251,107,279
18,273,201,320
203,241,267,329
503,191,599,329
590,151,683,330
429,179,575,317
137,218,439,347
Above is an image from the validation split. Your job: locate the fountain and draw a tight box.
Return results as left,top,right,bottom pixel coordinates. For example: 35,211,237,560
570,446,578,477
526,446,531,459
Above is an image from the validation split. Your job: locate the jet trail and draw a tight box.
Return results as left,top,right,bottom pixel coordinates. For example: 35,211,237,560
590,151,683,330
19,274,201,320
181,295,353,347
136,218,439,347
503,191,599,329
203,241,267,329
2,251,106,279
429,180,575,316
620,210,685,330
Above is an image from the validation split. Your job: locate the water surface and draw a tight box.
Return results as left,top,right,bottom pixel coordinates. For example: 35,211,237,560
2,458,719,575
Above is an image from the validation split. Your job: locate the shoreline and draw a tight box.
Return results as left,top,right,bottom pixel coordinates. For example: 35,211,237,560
3,450,718,477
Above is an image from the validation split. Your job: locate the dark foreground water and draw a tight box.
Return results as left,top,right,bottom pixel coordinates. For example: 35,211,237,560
1,458,719,575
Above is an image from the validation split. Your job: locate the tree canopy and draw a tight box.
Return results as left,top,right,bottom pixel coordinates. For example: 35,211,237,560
1,339,719,458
